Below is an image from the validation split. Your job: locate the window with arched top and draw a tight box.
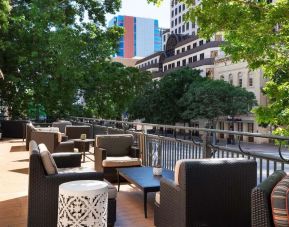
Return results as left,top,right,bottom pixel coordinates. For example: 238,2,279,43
229,74,233,85
220,75,224,80
238,72,243,87
248,71,254,87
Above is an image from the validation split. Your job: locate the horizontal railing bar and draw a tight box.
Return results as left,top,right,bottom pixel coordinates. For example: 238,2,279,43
70,116,289,141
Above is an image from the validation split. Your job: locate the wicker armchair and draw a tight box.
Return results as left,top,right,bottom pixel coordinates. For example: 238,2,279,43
30,130,74,153
94,134,141,181
28,141,116,227
65,125,93,139
51,121,72,133
154,158,257,227
251,170,287,227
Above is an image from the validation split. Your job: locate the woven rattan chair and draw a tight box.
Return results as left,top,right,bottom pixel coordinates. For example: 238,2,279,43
27,141,116,227
94,134,141,181
154,158,257,227
251,170,287,227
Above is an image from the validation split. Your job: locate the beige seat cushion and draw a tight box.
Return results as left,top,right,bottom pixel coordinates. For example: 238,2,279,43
58,166,95,174
102,156,141,167
39,143,58,175
155,191,160,205
104,179,117,199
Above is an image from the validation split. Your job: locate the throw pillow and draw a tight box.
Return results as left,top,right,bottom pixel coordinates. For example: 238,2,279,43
39,143,58,175
271,175,289,227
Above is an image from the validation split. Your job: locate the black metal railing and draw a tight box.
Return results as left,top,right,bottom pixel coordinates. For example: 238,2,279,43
70,116,289,184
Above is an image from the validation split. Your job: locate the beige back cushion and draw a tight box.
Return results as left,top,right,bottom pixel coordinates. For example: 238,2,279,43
39,143,58,175
95,134,133,156
174,159,188,185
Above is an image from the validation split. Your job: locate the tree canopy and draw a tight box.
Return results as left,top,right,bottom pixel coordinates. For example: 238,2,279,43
129,68,256,126
179,79,256,127
148,0,289,134
0,0,150,120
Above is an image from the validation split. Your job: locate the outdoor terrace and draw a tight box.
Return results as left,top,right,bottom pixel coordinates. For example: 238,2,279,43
0,139,155,227
1,118,289,227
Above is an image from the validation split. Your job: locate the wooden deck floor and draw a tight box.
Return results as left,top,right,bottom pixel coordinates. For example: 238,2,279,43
0,139,155,227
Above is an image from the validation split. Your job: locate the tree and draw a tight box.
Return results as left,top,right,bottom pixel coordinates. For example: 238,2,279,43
82,62,152,119
179,79,256,128
148,0,289,135
129,68,203,124
0,0,123,119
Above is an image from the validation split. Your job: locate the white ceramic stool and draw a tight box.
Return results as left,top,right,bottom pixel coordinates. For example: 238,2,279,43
58,180,108,227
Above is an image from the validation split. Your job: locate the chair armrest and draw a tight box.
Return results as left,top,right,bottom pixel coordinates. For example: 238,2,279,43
55,141,74,153
129,146,140,158
52,152,81,168
46,171,104,185
94,147,107,172
158,178,184,227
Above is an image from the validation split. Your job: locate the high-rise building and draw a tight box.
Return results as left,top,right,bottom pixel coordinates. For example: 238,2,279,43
109,15,162,58
170,0,199,36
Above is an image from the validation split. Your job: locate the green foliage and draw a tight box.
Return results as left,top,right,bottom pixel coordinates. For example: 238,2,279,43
0,0,152,120
82,62,152,119
180,79,256,127
149,0,289,134
0,0,10,32
129,68,201,124
130,68,256,126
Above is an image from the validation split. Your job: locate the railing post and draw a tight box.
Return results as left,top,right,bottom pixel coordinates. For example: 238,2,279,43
139,125,146,166
202,131,211,158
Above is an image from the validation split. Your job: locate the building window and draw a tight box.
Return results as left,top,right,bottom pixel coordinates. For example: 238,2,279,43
178,16,181,24
179,5,181,13
171,0,174,7
183,4,185,10
229,74,233,85
172,63,175,68
164,65,167,71
176,49,180,54
188,57,192,63
193,56,197,62
238,72,243,87
171,21,174,27
200,53,204,60
192,23,195,28
155,59,157,63
210,50,218,58
175,28,177,34
182,47,185,52
248,71,253,87
175,8,177,15
182,59,186,66
186,22,189,30
248,123,254,133
177,61,180,67
178,27,181,33
175,18,177,25
171,10,174,17
192,31,195,36
199,40,204,46
182,24,185,32
168,64,171,69
193,43,197,48
175,0,177,5
220,75,224,80
187,45,191,51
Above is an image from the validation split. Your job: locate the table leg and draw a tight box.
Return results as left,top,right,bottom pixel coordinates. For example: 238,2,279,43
144,191,147,218
117,171,120,192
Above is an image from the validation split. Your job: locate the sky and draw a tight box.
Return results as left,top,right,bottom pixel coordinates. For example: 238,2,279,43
105,0,171,28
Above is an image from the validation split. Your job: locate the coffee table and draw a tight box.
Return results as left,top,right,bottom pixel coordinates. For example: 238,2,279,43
117,166,174,218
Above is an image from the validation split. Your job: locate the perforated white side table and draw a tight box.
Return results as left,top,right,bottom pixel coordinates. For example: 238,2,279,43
58,180,108,227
